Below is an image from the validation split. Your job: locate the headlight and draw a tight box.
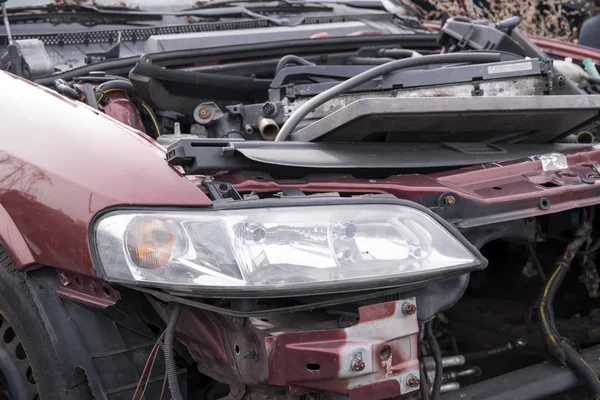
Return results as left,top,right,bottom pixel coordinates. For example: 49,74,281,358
92,202,485,296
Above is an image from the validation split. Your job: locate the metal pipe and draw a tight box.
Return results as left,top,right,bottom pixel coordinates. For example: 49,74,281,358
441,344,600,400
440,382,460,394
1,1,13,45
258,117,280,141
423,355,465,370
576,130,595,144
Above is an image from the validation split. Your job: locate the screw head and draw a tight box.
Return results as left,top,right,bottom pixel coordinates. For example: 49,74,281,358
351,358,365,372
444,195,456,206
402,302,417,315
198,107,211,119
58,272,70,286
406,374,420,388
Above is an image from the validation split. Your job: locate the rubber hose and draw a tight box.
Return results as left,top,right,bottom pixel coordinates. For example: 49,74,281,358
538,233,600,395
378,49,415,59
585,74,600,85
53,79,79,99
349,57,396,65
426,320,443,400
275,55,315,75
95,79,134,100
274,52,502,141
82,83,98,110
164,303,184,400
420,359,431,400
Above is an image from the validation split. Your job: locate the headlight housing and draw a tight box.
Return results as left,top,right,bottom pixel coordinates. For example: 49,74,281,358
92,200,485,296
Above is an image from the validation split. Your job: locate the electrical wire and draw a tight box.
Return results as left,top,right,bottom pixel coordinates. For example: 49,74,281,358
165,304,184,400
159,374,168,400
138,343,161,400
131,331,166,400
141,102,162,136
95,88,127,104
425,320,443,400
274,52,502,141
537,212,600,396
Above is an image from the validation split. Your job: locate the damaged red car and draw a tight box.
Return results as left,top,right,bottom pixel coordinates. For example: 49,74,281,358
3,1,600,399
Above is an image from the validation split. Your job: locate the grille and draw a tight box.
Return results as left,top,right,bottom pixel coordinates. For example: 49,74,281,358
8,14,396,47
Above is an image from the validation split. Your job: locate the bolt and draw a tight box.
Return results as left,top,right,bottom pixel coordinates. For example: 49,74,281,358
406,374,420,388
58,272,70,286
351,358,365,372
444,195,456,206
198,107,211,119
402,302,417,315
262,102,277,117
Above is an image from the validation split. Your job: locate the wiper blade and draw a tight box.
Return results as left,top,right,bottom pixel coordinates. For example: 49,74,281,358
3,3,163,26
186,0,329,10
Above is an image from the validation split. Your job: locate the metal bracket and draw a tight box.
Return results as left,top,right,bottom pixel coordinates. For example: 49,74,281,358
55,270,121,308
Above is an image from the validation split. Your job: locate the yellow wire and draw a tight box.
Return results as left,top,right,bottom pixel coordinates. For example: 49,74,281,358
95,88,126,104
142,102,162,136
96,89,162,136
540,265,562,345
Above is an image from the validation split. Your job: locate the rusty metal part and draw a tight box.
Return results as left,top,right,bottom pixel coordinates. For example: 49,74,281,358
55,270,121,308
198,106,212,119
266,299,420,399
258,117,280,141
406,374,420,388
402,302,417,315
351,358,366,372
444,195,456,206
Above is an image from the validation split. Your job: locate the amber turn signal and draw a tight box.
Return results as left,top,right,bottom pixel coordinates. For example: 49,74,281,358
125,217,176,269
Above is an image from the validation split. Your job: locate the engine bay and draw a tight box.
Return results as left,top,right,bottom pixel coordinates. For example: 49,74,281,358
21,12,600,400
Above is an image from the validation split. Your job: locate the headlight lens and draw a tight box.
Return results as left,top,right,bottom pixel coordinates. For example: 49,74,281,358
93,204,482,295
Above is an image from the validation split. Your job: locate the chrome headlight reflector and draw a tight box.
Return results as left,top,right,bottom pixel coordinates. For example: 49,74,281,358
92,203,484,295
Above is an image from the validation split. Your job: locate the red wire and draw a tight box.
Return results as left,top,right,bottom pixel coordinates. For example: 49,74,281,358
131,331,166,400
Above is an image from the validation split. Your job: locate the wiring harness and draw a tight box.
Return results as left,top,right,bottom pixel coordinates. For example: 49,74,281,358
537,209,600,397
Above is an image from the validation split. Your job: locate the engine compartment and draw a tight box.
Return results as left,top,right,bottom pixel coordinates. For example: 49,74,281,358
32,13,600,400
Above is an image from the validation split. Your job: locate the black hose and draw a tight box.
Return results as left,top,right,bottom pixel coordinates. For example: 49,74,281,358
94,79,135,100
348,57,396,65
164,303,184,400
419,359,431,400
426,320,443,400
82,83,98,110
378,48,415,59
274,52,502,141
537,219,600,396
584,73,600,85
53,79,79,99
275,55,315,75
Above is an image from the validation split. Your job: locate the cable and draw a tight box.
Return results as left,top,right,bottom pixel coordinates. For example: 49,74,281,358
274,52,502,141
426,320,443,400
138,343,161,400
141,102,162,136
131,331,166,400
96,88,127,104
537,215,600,396
159,374,167,400
275,55,315,75
419,357,431,400
165,303,184,400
